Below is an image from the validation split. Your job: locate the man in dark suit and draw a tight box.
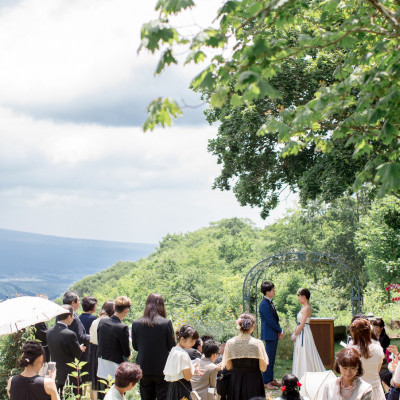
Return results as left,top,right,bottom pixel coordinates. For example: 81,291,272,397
97,296,131,382
131,292,175,400
259,281,284,390
46,304,84,394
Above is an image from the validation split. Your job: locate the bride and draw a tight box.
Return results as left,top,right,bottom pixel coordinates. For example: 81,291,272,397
291,288,325,379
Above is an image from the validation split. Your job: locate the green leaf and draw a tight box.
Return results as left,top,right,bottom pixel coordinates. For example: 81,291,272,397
218,0,239,16
380,121,398,145
191,67,215,90
230,93,243,107
375,162,400,196
156,0,194,15
211,87,229,108
140,20,179,53
155,49,178,74
143,97,183,131
185,50,206,64
246,2,263,18
258,80,282,99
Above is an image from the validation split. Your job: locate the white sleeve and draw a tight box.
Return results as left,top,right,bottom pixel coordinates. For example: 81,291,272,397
393,361,400,384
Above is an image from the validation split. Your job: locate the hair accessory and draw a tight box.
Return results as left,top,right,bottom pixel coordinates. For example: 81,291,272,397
297,382,302,387
236,318,242,329
281,386,286,392
25,358,30,362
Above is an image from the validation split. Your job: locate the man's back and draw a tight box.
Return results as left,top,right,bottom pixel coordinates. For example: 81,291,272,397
46,323,82,385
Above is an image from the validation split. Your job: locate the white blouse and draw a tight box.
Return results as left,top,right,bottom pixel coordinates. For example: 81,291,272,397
164,345,194,382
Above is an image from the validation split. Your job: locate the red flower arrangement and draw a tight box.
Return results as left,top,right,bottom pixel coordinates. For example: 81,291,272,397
385,283,400,301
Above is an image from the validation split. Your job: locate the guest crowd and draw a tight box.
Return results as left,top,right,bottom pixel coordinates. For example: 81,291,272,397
6,283,400,400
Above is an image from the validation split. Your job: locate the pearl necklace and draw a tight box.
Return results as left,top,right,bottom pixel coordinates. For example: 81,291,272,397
340,379,357,399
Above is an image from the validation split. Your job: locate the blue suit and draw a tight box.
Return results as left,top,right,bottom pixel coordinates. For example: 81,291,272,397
259,297,282,383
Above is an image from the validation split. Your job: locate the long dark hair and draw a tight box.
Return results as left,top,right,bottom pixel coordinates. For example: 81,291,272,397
350,318,372,359
142,293,166,327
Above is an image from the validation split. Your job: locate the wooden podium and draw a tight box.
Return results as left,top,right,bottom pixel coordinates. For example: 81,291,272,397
309,318,335,369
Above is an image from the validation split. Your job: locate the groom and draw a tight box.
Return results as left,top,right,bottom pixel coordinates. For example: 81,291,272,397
259,281,284,390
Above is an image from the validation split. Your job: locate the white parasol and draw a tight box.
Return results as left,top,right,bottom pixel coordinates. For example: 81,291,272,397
0,296,68,335
299,370,337,400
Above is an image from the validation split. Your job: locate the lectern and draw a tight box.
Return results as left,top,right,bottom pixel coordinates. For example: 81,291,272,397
309,318,335,369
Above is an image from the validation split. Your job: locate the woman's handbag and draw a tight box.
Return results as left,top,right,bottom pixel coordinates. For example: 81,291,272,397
216,368,231,397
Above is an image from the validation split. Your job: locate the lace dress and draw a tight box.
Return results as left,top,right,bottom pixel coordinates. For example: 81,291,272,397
292,311,325,379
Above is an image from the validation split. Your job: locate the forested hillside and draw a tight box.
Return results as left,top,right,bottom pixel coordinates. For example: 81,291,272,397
71,194,400,339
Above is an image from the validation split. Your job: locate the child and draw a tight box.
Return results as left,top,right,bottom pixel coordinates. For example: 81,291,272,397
164,325,202,400
276,374,309,400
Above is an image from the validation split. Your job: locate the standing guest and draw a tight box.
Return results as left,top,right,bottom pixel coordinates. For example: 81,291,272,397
348,318,385,400
187,339,203,360
259,281,284,390
7,340,59,400
104,362,143,400
191,339,221,400
79,296,98,400
131,293,175,400
222,313,268,400
163,325,203,400
372,318,390,354
275,374,310,400
90,300,115,400
321,348,372,400
97,296,131,393
63,290,90,346
291,288,325,379
46,305,84,395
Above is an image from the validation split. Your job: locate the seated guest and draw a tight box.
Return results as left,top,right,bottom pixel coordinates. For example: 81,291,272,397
191,339,220,400
372,318,390,354
7,340,59,400
104,362,142,400
186,339,203,360
97,296,131,399
46,305,83,395
322,348,372,400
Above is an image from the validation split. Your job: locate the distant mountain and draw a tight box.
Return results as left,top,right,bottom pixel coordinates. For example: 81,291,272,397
0,229,156,300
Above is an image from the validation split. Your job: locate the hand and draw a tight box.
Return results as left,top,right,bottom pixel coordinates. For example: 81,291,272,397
291,334,296,342
278,332,284,340
194,366,204,375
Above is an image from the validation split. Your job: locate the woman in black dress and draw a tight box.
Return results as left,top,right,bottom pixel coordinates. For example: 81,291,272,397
7,340,59,400
222,313,268,400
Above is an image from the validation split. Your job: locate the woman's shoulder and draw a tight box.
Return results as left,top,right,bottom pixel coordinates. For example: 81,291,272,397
356,377,372,392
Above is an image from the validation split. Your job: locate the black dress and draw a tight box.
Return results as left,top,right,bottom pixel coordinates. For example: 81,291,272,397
166,379,192,400
9,375,51,400
227,358,265,400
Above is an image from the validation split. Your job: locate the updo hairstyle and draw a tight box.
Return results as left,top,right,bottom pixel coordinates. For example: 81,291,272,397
350,318,372,359
237,313,255,332
280,374,302,399
297,288,310,300
334,348,363,376
100,300,115,317
20,340,45,368
176,325,199,341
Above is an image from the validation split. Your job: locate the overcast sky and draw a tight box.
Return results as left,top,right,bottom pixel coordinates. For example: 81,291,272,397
0,0,297,244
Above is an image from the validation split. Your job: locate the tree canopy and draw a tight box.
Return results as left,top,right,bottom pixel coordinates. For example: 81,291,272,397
140,0,400,215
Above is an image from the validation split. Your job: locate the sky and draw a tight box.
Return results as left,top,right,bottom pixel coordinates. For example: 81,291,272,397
0,0,297,244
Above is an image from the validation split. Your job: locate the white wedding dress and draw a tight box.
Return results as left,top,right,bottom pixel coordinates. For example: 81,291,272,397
292,310,325,380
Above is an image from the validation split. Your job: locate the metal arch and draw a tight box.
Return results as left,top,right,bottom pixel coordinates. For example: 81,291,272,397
242,251,363,325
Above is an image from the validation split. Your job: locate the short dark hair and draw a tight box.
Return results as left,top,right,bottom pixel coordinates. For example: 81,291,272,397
101,300,115,317
372,318,385,328
351,313,367,324
20,340,45,367
115,296,131,313
201,335,214,342
114,362,142,388
334,348,363,377
297,288,310,300
56,304,74,321
81,296,98,312
260,281,274,295
63,290,79,305
203,340,219,358
176,325,199,341
192,339,202,350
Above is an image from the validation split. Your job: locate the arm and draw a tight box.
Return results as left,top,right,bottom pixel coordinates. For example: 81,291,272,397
225,360,233,370
44,377,60,400
292,307,311,341
209,366,218,388
120,325,131,359
183,367,194,381
259,357,267,372
167,320,176,350
68,333,83,359
70,317,90,345
131,324,138,351
7,377,12,398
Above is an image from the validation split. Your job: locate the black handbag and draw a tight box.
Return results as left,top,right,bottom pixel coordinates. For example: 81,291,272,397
216,368,231,397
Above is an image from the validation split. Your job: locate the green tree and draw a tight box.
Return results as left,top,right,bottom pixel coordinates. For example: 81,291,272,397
355,196,400,295
140,0,400,211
